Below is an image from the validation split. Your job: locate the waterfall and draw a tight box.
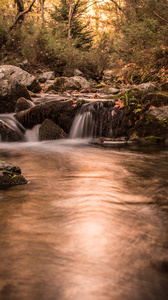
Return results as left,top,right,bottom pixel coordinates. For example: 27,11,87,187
0,113,25,140
69,101,115,139
0,114,40,142
24,124,40,142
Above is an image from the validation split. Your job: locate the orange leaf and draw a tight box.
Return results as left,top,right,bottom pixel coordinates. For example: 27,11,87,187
115,100,124,108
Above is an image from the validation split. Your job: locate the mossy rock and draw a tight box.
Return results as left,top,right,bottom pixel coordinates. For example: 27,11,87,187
129,133,163,144
143,91,168,108
0,161,27,188
143,136,163,144
39,119,67,140
112,88,147,104
134,115,168,140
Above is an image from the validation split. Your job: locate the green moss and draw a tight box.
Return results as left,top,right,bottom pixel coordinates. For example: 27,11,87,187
143,91,168,107
93,83,107,88
144,136,163,143
0,171,27,187
134,115,168,139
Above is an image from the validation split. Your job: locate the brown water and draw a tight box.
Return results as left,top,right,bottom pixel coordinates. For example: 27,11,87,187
0,140,168,300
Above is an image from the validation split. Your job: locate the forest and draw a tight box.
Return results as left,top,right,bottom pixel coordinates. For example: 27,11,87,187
0,0,168,83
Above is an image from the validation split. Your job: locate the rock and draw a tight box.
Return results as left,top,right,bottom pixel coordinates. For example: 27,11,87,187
73,69,83,76
39,119,67,140
136,83,157,92
0,118,24,142
0,161,27,188
147,106,168,121
42,80,55,92
0,71,31,113
143,92,168,108
15,97,35,113
15,100,82,134
46,76,90,92
38,71,55,83
103,87,120,95
103,70,114,82
0,65,41,93
17,59,29,70
134,115,168,140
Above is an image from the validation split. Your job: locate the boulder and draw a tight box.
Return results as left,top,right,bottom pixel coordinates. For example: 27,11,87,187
0,119,23,142
0,65,41,92
134,115,168,140
103,70,114,82
38,71,55,83
0,161,27,188
15,97,35,113
147,106,168,121
142,92,168,108
103,87,120,95
39,119,67,140
15,100,82,134
46,76,90,92
136,83,157,92
0,71,31,113
73,69,83,76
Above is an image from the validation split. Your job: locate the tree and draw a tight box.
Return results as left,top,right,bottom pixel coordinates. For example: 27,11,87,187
39,0,45,23
51,0,93,49
10,0,36,30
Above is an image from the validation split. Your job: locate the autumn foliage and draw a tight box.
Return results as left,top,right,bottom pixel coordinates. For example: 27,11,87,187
0,0,167,82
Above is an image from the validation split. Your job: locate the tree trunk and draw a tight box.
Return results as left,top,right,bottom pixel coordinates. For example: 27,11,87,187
10,0,36,30
39,0,45,23
67,0,80,39
14,0,24,22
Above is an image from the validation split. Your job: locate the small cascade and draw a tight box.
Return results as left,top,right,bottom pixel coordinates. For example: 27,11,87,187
69,101,115,139
24,124,40,142
0,114,25,140
0,114,40,142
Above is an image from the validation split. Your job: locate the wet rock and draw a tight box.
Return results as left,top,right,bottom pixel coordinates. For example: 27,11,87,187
15,97,35,113
0,65,41,93
39,119,67,140
0,119,23,141
38,71,55,83
15,100,82,134
0,161,27,188
0,72,31,113
46,76,90,92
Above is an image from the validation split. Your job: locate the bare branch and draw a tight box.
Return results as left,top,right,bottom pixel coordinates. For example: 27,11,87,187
109,0,123,12
10,0,36,30
140,0,168,23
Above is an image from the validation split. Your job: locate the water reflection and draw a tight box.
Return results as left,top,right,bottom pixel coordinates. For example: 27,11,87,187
0,141,168,300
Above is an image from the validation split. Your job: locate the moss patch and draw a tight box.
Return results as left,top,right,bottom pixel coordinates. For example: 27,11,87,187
134,115,168,139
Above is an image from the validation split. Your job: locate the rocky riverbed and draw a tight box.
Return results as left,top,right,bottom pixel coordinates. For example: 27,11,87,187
1,64,168,145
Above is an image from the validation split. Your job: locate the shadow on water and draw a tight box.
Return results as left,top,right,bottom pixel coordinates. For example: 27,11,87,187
0,139,168,300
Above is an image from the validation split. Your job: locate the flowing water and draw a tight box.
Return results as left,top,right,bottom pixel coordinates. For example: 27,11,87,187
0,138,168,300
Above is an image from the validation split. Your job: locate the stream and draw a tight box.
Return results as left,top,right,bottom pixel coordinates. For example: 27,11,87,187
0,138,168,300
